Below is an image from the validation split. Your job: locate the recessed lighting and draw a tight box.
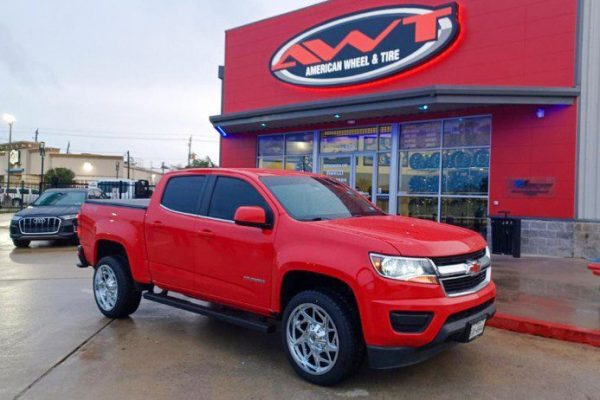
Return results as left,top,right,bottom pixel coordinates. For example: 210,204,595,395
419,105,429,111
261,123,267,128
334,114,341,119
536,108,545,119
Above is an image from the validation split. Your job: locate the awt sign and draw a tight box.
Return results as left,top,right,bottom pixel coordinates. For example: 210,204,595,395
270,3,460,87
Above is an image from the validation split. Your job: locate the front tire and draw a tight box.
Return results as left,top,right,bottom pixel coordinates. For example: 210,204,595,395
13,239,30,248
93,256,141,318
282,289,364,386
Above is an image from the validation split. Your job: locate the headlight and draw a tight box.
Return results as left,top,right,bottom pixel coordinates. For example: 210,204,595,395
369,253,438,284
61,214,78,220
478,247,491,268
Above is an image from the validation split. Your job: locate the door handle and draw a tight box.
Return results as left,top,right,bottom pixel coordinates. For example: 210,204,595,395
198,229,215,239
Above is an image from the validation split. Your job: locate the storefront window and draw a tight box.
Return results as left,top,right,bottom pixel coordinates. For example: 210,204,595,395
286,133,314,155
443,117,491,148
442,148,489,195
399,150,440,194
285,156,313,172
257,132,313,171
258,158,283,170
258,135,284,156
441,198,488,236
398,197,439,221
397,116,491,235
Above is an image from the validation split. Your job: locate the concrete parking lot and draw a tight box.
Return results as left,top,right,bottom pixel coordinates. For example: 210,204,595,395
1,213,599,400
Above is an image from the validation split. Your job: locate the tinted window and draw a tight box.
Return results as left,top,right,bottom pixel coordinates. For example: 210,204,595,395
208,177,271,222
261,176,383,221
161,176,206,215
33,191,87,206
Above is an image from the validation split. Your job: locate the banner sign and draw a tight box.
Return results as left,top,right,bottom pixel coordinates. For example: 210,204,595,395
270,3,460,87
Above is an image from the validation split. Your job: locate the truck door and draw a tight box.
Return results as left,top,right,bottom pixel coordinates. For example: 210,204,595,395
195,176,275,311
145,174,207,294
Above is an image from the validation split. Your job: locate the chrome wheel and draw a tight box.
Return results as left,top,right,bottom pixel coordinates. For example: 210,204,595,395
286,303,339,375
94,264,118,311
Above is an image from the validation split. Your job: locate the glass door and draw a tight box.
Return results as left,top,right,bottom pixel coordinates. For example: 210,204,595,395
321,153,377,202
321,156,351,186
352,154,375,201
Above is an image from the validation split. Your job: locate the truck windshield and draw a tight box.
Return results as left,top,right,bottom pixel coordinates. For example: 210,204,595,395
32,191,86,207
260,176,384,221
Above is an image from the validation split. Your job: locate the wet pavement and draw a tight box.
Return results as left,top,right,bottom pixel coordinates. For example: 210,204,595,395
1,213,599,399
493,255,600,330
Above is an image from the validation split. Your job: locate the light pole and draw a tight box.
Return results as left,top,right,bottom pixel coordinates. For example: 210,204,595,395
2,114,16,200
39,141,46,192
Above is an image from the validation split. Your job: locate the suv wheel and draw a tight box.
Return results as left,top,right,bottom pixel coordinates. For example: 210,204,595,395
13,239,30,248
93,256,141,318
282,289,364,386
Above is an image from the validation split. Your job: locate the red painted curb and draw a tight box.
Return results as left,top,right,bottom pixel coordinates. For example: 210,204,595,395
488,313,600,347
588,263,600,277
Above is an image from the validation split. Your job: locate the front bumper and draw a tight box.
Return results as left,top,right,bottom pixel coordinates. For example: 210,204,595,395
10,219,77,241
367,299,496,369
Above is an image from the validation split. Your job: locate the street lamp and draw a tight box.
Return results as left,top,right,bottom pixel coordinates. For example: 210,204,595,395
39,141,46,192
2,113,16,200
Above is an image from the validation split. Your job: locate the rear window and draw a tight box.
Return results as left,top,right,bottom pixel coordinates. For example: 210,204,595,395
161,176,206,214
208,177,271,222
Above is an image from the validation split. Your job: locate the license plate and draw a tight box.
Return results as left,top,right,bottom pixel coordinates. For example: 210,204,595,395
468,319,486,341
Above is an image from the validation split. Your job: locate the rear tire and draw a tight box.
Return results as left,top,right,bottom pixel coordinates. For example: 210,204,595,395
13,239,30,248
282,289,364,386
93,255,141,318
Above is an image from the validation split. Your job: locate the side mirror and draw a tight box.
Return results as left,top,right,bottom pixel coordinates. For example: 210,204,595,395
234,206,270,229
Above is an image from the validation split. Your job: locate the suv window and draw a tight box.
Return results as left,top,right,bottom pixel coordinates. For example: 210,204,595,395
208,176,271,222
161,175,206,215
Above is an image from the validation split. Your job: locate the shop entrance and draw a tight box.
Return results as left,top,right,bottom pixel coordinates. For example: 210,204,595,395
320,153,376,201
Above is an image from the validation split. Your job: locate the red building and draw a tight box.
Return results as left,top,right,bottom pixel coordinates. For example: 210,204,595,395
210,0,600,258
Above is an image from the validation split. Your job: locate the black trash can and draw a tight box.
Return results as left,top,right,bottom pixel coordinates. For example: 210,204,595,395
491,213,521,258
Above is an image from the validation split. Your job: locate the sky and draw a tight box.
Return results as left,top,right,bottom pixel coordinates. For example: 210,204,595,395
0,0,321,170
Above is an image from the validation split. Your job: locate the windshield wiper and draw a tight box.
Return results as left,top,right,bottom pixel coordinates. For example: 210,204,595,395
298,217,328,222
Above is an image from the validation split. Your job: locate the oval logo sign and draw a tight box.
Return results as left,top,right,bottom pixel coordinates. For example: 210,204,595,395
270,3,460,87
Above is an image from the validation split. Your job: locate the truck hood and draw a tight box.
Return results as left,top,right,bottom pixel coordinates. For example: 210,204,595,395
318,215,485,257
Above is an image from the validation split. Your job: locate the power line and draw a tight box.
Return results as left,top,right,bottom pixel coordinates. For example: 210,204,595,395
16,126,218,138
9,130,219,142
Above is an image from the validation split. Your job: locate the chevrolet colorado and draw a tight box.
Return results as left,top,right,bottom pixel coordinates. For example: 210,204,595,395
77,168,496,385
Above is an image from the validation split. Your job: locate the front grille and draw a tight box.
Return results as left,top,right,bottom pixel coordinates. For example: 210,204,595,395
430,249,486,267
440,269,489,296
19,217,61,235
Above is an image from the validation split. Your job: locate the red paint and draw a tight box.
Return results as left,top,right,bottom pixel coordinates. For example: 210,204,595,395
78,168,496,348
223,0,577,114
488,313,600,347
589,264,600,277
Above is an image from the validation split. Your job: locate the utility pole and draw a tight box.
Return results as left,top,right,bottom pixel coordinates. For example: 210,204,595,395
66,141,70,154
160,162,167,175
116,161,120,179
126,151,130,179
187,136,193,167
34,129,39,143
39,142,46,192
2,114,16,197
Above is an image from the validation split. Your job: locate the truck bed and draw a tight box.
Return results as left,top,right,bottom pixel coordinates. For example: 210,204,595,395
86,198,150,210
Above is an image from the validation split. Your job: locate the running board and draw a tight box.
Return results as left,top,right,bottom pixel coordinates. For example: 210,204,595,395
143,292,275,333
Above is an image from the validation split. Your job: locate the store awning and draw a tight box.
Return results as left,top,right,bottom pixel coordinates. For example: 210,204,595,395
209,85,579,134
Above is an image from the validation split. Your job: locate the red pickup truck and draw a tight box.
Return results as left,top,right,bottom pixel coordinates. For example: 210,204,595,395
77,168,496,385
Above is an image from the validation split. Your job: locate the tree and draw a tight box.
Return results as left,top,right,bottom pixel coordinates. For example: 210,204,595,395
45,167,76,187
189,156,217,168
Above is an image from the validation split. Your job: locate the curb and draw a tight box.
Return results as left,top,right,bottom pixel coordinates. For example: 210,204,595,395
488,312,600,347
